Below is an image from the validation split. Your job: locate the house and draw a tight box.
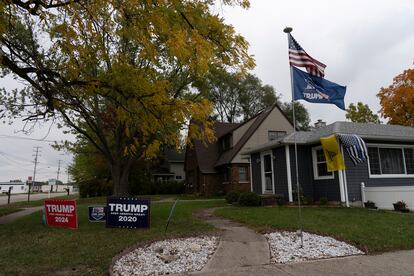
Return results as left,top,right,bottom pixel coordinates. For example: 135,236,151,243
185,105,294,195
0,180,28,194
243,121,414,210
151,148,186,182
41,179,67,192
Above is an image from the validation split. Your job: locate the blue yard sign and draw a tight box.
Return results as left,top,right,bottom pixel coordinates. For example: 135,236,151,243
88,206,106,222
106,197,150,229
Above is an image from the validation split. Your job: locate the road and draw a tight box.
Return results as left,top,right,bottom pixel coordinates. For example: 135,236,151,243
0,192,70,205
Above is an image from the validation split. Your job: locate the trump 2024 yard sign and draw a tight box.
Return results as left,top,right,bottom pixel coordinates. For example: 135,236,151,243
106,197,150,229
44,199,78,229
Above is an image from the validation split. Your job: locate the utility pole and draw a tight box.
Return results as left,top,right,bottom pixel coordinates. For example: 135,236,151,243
28,146,41,202
56,160,62,192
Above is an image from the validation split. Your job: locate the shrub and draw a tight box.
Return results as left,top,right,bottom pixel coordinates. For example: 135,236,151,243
79,179,112,198
393,200,407,211
225,191,240,204
319,197,328,205
238,192,262,206
276,195,286,206
302,196,314,205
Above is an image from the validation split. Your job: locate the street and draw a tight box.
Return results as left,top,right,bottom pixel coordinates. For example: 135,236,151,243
0,192,71,205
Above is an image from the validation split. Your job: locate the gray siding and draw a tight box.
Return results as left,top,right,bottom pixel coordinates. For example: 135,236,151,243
344,140,414,202
273,147,289,198
251,152,262,194
289,145,340,201
289,145,314,199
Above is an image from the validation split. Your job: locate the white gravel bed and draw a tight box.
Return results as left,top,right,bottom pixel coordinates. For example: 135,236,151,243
112,236,218,276
264,231,364,264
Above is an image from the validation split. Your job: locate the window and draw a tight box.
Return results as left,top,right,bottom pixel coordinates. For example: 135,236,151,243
223,167,231,182
21,186,24,190
268,131,287,141
261,152,274,192
175,175,182,180
368,146,414,176
238,166,248,182
312,148,334,179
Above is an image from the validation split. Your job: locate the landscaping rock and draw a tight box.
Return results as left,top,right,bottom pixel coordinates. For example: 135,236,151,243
112,236,218,275
264,231,364,264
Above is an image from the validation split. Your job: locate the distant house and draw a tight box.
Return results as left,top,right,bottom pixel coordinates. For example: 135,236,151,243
151,148,185,182
41,179,70,193
0,180,28,194
185,105,294,195
32,181,46,192
244,121,414,210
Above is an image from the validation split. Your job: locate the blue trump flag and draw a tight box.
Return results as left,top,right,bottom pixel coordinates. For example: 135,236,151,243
292,66,346,110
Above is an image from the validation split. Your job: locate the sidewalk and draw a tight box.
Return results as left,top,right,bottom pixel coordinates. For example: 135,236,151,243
189,250,414,275
0,206,43,224
195,208,270,272
183,209,414,276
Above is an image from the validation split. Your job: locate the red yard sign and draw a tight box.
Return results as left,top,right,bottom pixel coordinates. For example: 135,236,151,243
44,199,78,229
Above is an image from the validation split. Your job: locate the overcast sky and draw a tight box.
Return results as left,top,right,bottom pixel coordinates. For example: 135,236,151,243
1,0,413,181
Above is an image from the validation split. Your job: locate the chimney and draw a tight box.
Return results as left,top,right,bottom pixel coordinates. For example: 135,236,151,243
314,119,326,129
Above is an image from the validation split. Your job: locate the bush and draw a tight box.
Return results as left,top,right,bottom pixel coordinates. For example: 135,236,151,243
225,191,240,204
79,179,112,198
238,192,262,206
276,195,286,206
319,197,328,205
303,196,314,205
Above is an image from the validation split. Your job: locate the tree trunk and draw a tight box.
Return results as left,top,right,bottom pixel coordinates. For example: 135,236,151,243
111,160,132,196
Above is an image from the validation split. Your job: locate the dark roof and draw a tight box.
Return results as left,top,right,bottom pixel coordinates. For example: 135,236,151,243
214,107,273,167
164,148,185,162
243,121,414,154
190,105,283,173
193,122,240,173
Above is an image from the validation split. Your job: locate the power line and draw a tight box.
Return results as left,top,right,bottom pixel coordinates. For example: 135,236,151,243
0,134,57,143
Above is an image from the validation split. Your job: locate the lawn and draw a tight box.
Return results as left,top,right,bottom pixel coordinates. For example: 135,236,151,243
0,198,225,275
0,194,183,217
215,206,414,253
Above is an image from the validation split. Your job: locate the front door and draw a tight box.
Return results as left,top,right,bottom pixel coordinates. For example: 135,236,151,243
261,151,274,194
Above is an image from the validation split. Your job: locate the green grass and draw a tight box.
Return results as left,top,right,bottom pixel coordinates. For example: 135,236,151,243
0,198,225,275
215,206,414,253
0,206,23,217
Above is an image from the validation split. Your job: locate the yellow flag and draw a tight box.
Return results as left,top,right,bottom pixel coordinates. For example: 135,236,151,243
320,135,345,172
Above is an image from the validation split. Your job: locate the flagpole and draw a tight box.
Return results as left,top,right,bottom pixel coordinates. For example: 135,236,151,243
284,26,303,248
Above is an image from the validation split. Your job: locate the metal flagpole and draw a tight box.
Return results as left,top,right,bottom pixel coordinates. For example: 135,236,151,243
284,26,303,248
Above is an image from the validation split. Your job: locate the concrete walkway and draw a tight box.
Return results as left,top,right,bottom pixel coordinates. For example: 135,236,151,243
190,250,414,275
183,209,414,276
0,206,43,224
195,209,270,273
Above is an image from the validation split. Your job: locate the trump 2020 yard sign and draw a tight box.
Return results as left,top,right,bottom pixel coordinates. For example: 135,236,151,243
44,199,78,229
106,197,150,229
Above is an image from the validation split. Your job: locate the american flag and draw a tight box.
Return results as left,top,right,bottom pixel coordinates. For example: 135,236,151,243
288,34,326,78
337,134,368,165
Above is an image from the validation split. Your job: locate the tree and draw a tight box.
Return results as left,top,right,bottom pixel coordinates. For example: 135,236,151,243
345,102,380,124
377,69,414,126
280,102,311,130
0,1,254,195
202,67,278,122
238,75,279,121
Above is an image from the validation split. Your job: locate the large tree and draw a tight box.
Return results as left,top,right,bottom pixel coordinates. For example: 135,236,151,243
0,0,254,194
202,67,279,122
377,68,414,126
345,102,380,124
280,102,311,130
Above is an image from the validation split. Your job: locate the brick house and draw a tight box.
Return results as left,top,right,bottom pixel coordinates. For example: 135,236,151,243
185,104,293,195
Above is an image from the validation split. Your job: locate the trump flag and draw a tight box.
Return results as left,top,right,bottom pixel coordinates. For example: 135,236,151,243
292,66,346,110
